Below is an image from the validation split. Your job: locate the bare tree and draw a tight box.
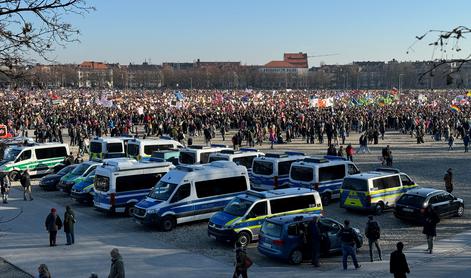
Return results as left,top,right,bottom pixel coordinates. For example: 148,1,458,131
408,26,471,84
0,0,93,78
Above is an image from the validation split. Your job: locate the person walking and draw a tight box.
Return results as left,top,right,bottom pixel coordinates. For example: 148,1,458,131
108,248,125,278
422,206,440,254
444,168,453,193
1,173,11,204
448,135,454,150
346,144,354,161
233,241,252,278
390,242,410,278
338,219,361,270
309,217,321,267
20,170,33,201
37,263,51,278
463,134,469,152
365,215,382,262
64,205,76,245
45,208,62,246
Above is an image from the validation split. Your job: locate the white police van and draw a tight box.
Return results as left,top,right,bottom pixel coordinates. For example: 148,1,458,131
208,148,264,170
127,138,183,161
289,155,361,205
133,161,250,231
178,144,230,165
93,158,173,215
250,152,306,191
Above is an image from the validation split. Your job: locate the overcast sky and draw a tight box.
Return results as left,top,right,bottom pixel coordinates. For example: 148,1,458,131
38,0,471,66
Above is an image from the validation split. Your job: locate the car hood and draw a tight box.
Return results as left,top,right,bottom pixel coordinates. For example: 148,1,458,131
72,180,93,191
136,197,164,209
209,211,239,226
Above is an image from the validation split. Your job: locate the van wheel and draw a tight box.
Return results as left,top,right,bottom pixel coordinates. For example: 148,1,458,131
9,171,19,181
236,231,251,247
125,205,135,217
160,216,176,232
321,193,331,206
289,249,303,265
374,203,384,215
456,205,464,217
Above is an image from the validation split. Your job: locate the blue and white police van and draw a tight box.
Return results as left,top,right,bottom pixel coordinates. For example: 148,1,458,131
250,152,306,191
178,144,230,165
132,161,250,231
208,148,264,171
93,158,173,215
288,156,360,205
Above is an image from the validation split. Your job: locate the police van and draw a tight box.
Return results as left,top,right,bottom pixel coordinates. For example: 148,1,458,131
133,161,250,231
178,144,230,165
288,156,360,205
250,152,306,191
0,143,69,180
127,138,183,161
208,148,264,170
89,137,127,160
93,159,173,215
208,188,323,246
340,169,418,215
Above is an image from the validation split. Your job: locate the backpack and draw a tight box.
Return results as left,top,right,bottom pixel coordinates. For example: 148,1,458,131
367,221,380,240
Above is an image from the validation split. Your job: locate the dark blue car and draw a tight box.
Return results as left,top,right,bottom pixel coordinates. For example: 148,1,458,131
258,213,363,264
39,164,77,191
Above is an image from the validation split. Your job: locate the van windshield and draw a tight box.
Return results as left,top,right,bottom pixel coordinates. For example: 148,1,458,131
71,164,89,176
224,197,254,216
107,143,123,153
290,166,314,182
342,177,368,191
3,148,21,162
127,144,139,156
94,175,109,192
179,151,196,164
253,161,273,175
148,181,179,201
90,142,101,153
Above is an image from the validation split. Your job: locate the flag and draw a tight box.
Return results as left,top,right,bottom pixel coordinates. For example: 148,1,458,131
467,91,471,97
309,96,318,108
174,91,185,101
450,104,461,113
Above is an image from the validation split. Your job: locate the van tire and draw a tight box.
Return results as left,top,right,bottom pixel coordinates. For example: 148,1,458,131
125,205,135,217
374,203,384,215
321,193,331,206
9,171,19,181
289,249,303,265
236,231,251,247
160,216,176,232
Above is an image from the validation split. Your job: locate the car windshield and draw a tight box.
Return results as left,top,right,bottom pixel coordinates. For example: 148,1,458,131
253,160,273,175
342,177,368,191
223,198,254,216
3,148,21,162
57,165,76,175
290,166,314,181
179,151,196,164
261,221,283,238
148,181,179,201
71,164,89,176
398,194,426,207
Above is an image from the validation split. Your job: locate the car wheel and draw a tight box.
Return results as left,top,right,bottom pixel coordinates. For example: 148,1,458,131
236,231,252,247
159,216,176,232
456,204,464,217
374,203,384,215
321,193,331,206
289,249,303,265
125,205,136,217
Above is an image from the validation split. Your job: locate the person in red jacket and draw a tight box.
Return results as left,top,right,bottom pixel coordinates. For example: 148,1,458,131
346,144,354,161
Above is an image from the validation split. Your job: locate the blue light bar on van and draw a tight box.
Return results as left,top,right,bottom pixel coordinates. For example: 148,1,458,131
323,155,347,161
210,144,228,148
239,148,258,152
245,190,266,198
285,151,305,156
160,136,173,140
303,157,329,163
265,153,288,158
187,145,207,149
220,150,240,154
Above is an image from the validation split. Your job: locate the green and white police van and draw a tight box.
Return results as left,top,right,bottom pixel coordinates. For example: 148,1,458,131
0,143,69,180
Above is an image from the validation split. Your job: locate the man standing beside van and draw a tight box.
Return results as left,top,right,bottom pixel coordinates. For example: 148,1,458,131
365,215,382,262
309,217,321,267
20,170,33,201
338,219,361,270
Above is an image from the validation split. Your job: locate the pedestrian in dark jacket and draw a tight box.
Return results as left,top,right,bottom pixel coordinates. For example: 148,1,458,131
233,241,251,278
108,248,125,278
64,205,76,245
45,208,62,246
1,174,11,204
309,217,321,267
20,170,33,201
444,168,453,193
390,242,410,278
338,219,361,270
422,206,440,254
365,215,382,262
37,263,51,278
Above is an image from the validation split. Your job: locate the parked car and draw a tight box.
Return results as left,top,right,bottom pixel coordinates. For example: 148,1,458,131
39,164,78,191
71,170,96,204
394,188,464,222
258,213,363,264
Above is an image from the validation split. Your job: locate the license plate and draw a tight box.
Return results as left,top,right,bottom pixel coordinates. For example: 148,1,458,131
262,242,272,249
402,208,413,212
